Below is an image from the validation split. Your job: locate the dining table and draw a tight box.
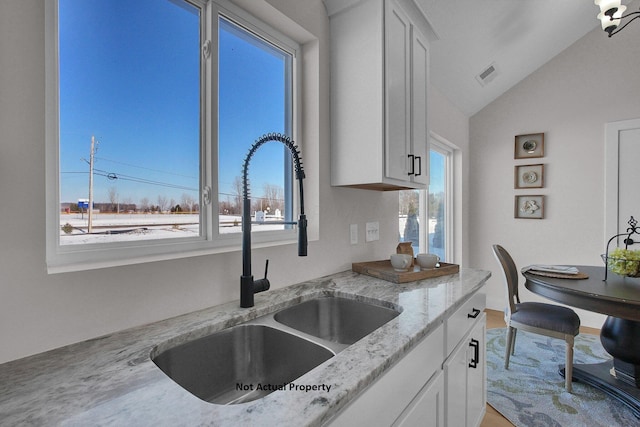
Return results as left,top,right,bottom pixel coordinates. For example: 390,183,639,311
523,265,640,418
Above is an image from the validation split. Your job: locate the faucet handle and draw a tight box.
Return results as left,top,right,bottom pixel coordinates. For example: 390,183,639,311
298,215,308,257
253,260,270,293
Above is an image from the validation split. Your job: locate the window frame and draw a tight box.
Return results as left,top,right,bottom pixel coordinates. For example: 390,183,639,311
213,10,299,239
45,0,302,273
427,133,455,262
399,132,456,261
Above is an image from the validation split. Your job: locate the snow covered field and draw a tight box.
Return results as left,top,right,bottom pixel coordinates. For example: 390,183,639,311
59,213,285,245
60,213,200,245
60,213,439,246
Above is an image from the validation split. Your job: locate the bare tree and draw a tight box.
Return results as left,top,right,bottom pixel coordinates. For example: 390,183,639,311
399,190,419,216
262,183,284,213
220,199,234,216
157,195,168,213
139,197,150,213
120,197,135,213
181,193,196,213
108,186,118,213
232,176,243,214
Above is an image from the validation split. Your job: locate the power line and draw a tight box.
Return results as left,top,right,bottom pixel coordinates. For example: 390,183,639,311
93,169,198,192
62,170,198,192
95,156,198,179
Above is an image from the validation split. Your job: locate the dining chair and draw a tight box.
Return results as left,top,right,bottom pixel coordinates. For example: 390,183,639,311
491,244,580,392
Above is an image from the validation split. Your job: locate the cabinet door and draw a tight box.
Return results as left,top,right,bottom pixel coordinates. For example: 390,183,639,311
327,325,444,426
445,334,468,427
411,26,429,186
385,0,411,182
445,313,487,427
467,317,487,427
394,370,444,427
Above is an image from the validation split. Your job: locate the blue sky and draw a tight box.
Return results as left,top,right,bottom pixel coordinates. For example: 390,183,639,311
59,0,286,207
218,18,287,202
429,150,444,194
59,0,440,208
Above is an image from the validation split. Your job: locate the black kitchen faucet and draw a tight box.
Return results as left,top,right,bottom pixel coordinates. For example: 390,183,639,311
240,133,307,308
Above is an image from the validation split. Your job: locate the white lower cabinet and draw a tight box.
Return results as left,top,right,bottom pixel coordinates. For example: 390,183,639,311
327,289,486,427
393,370,444,427
467,319,487,427
327,325,444,426
444,312,487,427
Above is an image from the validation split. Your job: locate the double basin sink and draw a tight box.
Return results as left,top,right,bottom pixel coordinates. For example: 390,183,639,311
151,296,400,405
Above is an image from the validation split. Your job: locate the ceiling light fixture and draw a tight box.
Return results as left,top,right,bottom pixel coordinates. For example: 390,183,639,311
595,0,640,37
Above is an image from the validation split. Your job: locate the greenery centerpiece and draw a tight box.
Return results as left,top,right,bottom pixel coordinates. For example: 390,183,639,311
602,248,640,277
602,216,640,279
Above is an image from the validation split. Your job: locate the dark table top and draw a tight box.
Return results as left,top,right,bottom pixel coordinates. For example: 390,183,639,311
523,265,640,321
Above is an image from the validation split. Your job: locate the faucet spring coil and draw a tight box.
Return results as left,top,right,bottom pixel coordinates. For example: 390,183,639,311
242,133,305,198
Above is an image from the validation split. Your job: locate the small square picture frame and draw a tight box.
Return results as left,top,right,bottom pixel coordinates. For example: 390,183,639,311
515,133,544,159
515,164,544,189
515,195,544,219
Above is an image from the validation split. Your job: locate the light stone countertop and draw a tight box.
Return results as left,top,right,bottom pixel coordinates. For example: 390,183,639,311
0,268,490,426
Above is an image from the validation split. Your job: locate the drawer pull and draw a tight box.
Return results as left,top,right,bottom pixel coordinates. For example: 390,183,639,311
467,308,481,319
469,339,480,368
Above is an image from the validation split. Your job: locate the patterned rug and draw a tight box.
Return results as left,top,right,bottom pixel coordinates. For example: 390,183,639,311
486,328,639,426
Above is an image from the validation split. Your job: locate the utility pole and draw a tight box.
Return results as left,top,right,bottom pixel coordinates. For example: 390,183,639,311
88,136,96,233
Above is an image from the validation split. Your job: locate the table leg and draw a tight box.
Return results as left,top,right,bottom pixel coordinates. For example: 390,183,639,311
600,316,640,386
560,316,640,418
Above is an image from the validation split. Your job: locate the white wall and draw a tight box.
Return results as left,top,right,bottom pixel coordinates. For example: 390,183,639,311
0,0,470,363
468,6,640,328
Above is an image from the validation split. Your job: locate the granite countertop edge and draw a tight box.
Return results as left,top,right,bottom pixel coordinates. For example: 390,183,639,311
0,268,491,426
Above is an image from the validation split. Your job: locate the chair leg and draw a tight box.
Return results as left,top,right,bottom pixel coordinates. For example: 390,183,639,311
565,338,574,393
505,326,515,369
511,328,517,355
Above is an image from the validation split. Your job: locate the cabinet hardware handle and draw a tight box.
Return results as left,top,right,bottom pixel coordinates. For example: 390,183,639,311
407,154,415,176
415,156,422,176
468,308,481,319
469,338,480,368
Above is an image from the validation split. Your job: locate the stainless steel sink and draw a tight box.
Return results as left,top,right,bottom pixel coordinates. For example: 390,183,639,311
152,296,400,404
152,324,334,404
274,296,400,344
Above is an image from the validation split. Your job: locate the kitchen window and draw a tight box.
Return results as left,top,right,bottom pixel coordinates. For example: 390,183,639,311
217,16,295,235
46,0,300,272
399,134,455,261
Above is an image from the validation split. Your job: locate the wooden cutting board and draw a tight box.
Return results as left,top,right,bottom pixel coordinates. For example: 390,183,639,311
352,260,460,283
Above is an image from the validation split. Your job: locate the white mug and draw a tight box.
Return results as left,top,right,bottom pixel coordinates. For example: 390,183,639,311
417,253,440,269
390,253,412,271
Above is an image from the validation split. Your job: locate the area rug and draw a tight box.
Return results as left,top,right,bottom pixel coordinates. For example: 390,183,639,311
486,328,639,426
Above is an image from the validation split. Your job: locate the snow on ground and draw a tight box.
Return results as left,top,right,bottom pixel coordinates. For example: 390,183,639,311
59,213,285,245
60,214,439,246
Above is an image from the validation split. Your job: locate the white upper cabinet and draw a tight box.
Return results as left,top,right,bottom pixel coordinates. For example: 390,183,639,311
325,0,436,190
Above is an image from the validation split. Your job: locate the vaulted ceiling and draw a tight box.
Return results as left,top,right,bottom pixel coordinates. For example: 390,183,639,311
417,0,606,116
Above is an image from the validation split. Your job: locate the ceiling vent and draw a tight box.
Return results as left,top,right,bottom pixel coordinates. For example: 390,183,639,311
475,62,499,87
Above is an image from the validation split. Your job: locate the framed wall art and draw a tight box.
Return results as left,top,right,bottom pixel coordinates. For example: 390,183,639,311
515,195,544,219
515,133,544,159
515,164,544,189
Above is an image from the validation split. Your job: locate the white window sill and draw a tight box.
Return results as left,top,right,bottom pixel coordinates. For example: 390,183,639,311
46,230,308,274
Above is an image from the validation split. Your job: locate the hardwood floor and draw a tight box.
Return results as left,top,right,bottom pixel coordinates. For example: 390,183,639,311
480,309,600,427
481,309,513,427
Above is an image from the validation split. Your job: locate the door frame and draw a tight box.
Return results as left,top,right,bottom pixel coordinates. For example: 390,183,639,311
604,118,640,242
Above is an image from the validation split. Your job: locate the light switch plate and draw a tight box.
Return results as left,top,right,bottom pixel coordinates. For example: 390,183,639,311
365,221,379,242
350,224,358,245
